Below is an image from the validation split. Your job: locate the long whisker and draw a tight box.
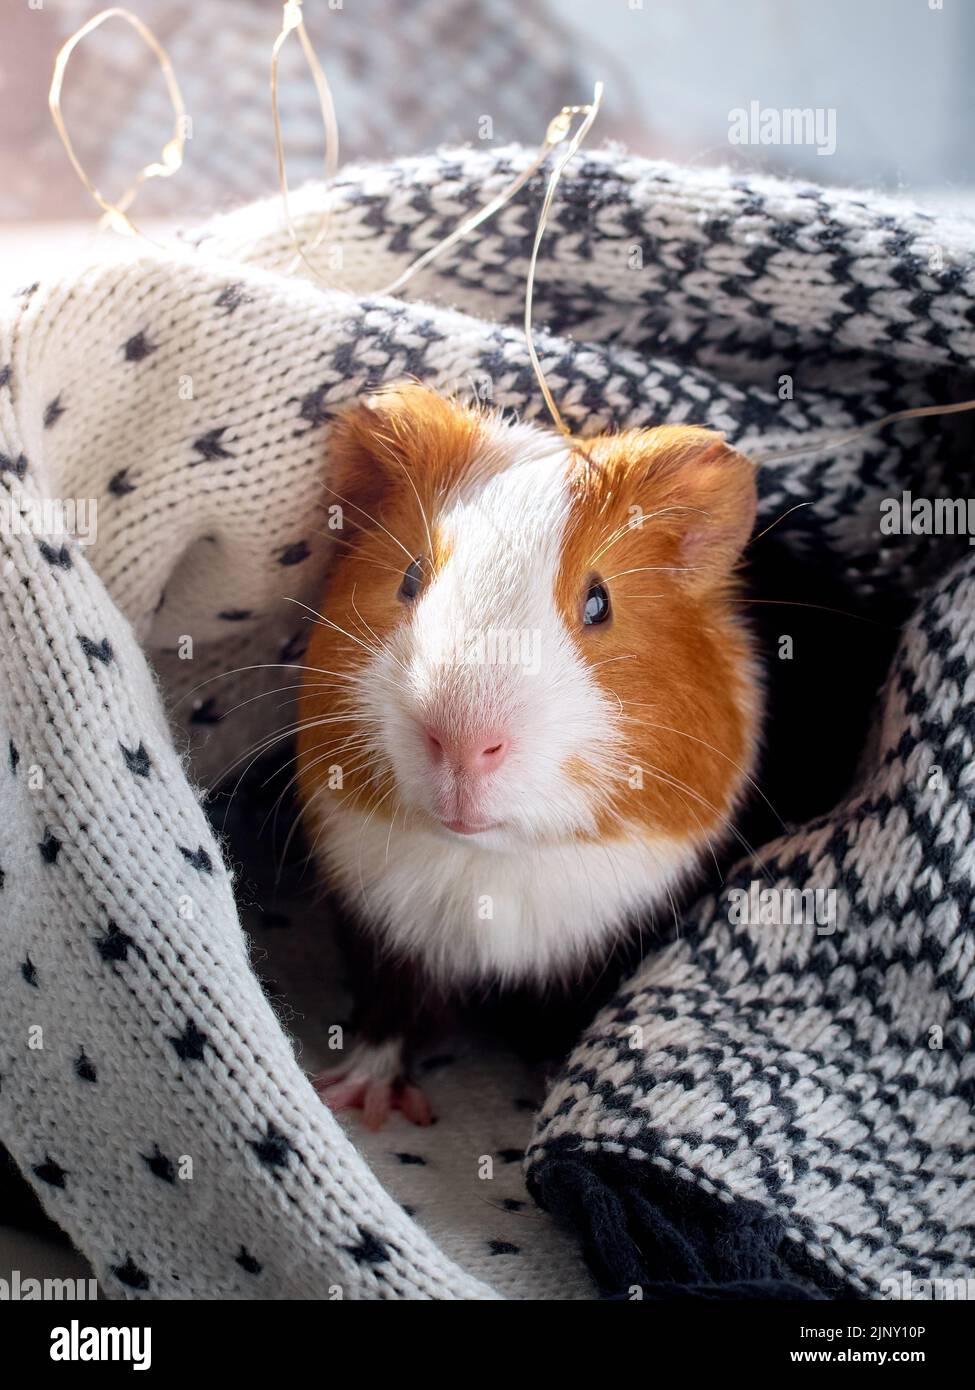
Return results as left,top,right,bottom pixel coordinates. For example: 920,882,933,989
211,710,374,800
192,680,354,728
357,778,398,868
746,501,812,549
588,504,711,567
386,450,435,575
266,745,385,855
601,564,697,582
284,596,386,658
635,757,770,878
728,598,892,628
347,585,411,679
265,731,376,799
618,707,786,831
174,660,368,709
259,734,378,848
284,602,414,682
293,758,394,882
589,654,637,673
318,480,417,566
310,526,406,577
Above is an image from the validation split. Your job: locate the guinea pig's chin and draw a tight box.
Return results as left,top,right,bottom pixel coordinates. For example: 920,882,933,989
414,807,560,852
432,819,521,851
391,776,594,851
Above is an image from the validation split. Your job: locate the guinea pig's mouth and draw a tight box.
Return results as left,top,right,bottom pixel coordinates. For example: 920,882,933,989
439,816,501,836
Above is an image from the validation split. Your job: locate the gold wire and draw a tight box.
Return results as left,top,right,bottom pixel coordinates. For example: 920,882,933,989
754,396,975,465
271,0,340,281
523,82,603,436
49,7,186,241
375,85,603,306
376,83,604,437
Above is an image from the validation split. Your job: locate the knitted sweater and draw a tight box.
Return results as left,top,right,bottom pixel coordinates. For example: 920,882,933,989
1,148,973,1299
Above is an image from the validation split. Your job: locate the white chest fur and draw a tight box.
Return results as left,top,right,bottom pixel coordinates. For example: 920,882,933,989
313,805,699,989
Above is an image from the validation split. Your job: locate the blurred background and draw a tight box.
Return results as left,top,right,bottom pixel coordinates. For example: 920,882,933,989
0,0,973,230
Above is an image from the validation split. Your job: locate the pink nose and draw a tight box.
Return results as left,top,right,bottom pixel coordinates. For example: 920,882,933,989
423,726,510,777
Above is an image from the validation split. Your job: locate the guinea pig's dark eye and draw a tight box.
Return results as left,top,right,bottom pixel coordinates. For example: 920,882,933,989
583,579,611,626
399,556,424,602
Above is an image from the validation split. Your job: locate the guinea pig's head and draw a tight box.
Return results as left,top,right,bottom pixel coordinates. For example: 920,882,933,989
297,383,759,855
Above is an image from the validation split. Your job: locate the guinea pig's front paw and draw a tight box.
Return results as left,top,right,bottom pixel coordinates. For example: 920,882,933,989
310,1038,434,1130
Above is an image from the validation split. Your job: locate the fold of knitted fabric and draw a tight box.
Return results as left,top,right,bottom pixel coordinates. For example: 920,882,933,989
1,148,973,1299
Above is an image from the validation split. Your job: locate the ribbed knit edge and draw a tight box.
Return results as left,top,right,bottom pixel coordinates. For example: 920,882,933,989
527,1138,866,1300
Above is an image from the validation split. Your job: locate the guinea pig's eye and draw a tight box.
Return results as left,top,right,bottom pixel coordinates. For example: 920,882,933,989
399,556,424,602
583,578,611,626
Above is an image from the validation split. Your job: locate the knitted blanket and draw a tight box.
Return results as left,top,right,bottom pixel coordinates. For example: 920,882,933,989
2,148,974,1300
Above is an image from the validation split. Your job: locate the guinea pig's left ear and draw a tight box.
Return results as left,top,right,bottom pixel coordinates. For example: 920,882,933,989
637,426,757,585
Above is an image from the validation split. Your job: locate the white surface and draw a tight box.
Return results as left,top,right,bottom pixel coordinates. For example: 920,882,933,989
0,221,183,294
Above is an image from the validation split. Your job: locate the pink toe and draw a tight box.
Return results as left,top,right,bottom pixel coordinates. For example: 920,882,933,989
319,1079,365,1112
399,1084,434,1126
362,1080,393,1130
311,1066,346,1093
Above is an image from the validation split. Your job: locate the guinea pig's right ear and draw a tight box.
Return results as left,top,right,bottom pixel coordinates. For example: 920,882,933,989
325,383,482,534
323,392,401,533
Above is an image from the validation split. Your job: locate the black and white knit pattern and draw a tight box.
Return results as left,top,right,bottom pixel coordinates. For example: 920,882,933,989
1,147,973,1299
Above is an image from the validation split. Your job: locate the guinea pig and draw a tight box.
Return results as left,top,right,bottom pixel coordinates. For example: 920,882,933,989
296,383,760,1128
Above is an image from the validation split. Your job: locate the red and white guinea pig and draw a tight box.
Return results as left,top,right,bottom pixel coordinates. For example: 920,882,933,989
296,383,760,1128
